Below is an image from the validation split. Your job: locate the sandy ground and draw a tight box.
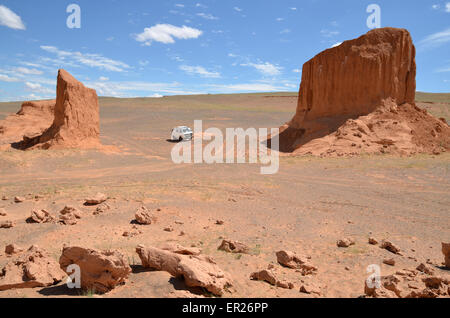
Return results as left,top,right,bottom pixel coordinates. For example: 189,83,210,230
0,93,449,298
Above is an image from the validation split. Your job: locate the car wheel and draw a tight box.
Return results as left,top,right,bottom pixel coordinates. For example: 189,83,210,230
179,136,183,142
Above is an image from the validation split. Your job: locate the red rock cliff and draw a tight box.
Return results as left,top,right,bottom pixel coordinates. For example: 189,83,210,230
290,27,416,128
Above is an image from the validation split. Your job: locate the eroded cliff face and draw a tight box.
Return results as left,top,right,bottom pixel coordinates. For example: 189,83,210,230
290,27,416,128
274,28,450,156
20,69,100,150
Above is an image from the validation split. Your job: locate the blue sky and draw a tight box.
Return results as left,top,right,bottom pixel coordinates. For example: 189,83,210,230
0,0,449,101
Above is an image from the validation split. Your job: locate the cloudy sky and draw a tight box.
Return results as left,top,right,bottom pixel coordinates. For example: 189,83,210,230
0,0,449,101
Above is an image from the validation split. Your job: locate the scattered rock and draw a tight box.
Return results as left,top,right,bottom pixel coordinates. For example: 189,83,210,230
364,268,449,298
164,226,174,232
380,240,402,255
0,221,14,229
216,220,224,225
59,246,131,294
337,238,355,248
161,243,201,256
416,263,435,275
5,244,24,256
0,246,66,291
276,250,317,275
1,196,8,201
85,193,107,206
250,269,294,290
136,245,232,296
29,209,54,224
442,242,450,268
134,207,156,225
93,203,110,215
368,237,378,245
383,258,396,266
0,208,7,216
59,206,82,225
218,239,250,254
14,196,25,203
299,281,322,296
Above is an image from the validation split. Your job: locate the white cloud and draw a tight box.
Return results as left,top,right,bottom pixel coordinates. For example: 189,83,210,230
87,81,202,97
280,29,291,34
241,62,282,76
40,45,130,72
24,82,53,94
14,67,43,75
420,27,450,49
0,5,26,30
292,69,301,73
134,24,202,45
196,13,218,20
0,74,19,82
179,65,221,78
234,7,242,12
99,76,109,81
332,42,343,48
446,2,450,12
276,18,284,21
175,4,185,8
432,4,440,10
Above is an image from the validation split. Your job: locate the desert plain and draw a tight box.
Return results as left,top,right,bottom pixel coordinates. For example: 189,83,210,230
0,92,448,298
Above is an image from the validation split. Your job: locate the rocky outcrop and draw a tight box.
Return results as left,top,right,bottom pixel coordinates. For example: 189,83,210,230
59,246,131,294
337,238,356,248
0,100,55,146
0,220,14,228
276,250,317,275
250,268,294,289
29,209,54,224
0,246,66,291
273,28,450,156
84,193,107,206
5,244,24,256
364,269,449,298
380,240,402,255
58,206,82,225
136,245,232,296
134,207,156,225
218,239,250,254
18,70,100,150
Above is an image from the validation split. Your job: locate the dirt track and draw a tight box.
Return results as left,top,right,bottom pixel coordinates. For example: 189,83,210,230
0,93,449,298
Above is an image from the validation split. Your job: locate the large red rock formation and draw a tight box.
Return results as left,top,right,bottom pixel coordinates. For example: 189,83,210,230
275,27,450,156
292,27,416,128
20,69,100,150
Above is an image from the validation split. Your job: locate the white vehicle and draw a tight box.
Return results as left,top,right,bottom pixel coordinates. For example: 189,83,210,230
171,126,193,141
